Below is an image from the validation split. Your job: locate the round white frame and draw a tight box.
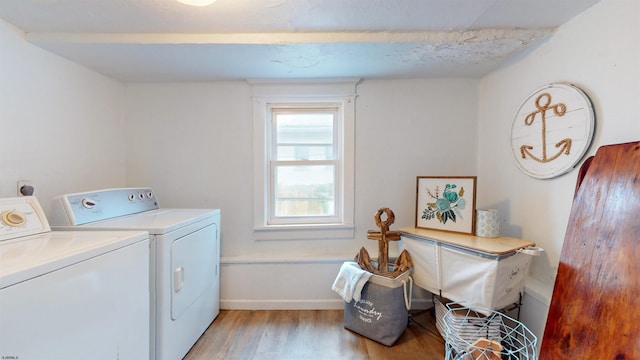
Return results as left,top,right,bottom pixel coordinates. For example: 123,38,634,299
510,83,595,179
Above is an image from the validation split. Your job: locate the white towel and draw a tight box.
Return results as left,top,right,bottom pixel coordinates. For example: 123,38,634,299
332,261,372,303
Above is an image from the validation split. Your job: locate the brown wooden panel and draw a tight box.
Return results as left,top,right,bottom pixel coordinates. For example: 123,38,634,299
540,141,640,359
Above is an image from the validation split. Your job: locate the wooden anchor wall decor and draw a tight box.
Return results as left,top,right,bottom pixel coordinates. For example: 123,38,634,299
510,83,595,179
354,207,413,278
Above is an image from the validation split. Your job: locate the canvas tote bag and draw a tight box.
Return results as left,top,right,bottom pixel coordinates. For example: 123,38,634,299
343,270,412,346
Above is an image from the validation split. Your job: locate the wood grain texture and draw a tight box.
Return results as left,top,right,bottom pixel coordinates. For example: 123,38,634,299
400,227,535,254
184,309,445,360
540,141,640,359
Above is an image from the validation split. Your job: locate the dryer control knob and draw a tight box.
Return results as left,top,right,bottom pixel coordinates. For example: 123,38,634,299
2,211,26,227
81,198,97,209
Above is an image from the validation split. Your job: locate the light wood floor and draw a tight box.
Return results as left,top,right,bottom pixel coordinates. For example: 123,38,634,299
184,309,445,360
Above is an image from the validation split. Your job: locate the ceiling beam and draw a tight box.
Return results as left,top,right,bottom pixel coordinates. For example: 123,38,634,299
26,28,554,45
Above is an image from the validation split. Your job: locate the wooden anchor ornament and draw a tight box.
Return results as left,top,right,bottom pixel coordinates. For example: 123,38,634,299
354,207,413,278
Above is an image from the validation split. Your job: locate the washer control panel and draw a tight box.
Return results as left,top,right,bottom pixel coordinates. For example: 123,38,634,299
50,188,160,226
0,196,50,242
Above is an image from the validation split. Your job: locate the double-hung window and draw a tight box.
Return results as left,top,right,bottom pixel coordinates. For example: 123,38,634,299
269,105,340,225
251,79,357,240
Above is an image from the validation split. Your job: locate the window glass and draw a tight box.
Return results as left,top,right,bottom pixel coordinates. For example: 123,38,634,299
270,108,338,222
274,165,335,217
275,112,334,161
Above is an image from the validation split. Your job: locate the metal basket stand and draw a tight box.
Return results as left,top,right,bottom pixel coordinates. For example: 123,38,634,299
442,303,537,360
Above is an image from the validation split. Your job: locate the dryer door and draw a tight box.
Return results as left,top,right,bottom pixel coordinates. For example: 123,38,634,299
170,223,217,320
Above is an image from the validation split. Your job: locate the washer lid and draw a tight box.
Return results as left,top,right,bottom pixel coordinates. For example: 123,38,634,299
53,208,220,235
0,230,148,289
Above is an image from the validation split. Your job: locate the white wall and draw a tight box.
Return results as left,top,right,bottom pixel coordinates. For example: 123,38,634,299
477,0,639,345
124,78,478,308
2,0,637,332
0,19,127,210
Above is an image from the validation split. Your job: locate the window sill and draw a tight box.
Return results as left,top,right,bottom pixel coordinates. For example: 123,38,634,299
253,223,355,241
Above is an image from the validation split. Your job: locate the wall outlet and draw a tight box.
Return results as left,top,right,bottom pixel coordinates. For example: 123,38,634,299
17,180,34,196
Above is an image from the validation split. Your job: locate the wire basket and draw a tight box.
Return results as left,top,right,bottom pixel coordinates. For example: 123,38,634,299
442,303,537,360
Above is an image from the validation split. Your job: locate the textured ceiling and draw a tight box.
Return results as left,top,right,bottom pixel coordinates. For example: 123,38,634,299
0,0,600,82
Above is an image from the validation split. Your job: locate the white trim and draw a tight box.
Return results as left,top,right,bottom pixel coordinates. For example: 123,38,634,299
251,79,358,240
219,297,434,311
252,224,355,241
524,276,552,306
220,254,354,265
267,105,341,225
219,254,434,311
29,30,553,45
220,299,345,310
248,78,360,97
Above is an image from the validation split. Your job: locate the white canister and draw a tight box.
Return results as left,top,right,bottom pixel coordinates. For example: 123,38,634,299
475,209,500,237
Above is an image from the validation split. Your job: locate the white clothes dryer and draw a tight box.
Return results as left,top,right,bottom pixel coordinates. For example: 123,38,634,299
0,196,150,360
50,187,220,360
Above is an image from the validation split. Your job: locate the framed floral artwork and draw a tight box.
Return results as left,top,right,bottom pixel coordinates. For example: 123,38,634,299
415,176,477,234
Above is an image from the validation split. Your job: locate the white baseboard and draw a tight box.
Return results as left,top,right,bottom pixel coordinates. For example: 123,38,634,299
220,299,345,310
219,255,435,311
220,297,434,311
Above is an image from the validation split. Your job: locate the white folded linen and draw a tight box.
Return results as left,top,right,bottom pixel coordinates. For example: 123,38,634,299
332,261,372,303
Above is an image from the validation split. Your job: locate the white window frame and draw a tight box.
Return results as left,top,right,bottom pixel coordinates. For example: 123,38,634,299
250,79,358,240
267,104,342,225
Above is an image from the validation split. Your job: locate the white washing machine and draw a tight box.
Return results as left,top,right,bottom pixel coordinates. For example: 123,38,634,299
50,187,221,360
0,196,150,360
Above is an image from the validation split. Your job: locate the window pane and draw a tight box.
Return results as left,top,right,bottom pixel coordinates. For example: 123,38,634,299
276,145,333,161
276,112,334,160
274,165,335,217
